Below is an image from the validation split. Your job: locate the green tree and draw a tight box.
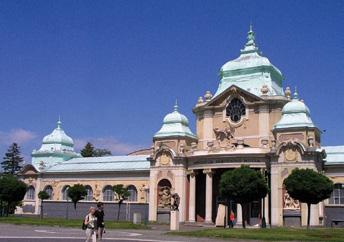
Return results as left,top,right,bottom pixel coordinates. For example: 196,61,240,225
113,184,130,221
93,148,112,157
80,142,95,157
283,168,334,228
0,175,27,216
220,165,268,228
1,143,24,175
38,190,50,219
67,184,87,210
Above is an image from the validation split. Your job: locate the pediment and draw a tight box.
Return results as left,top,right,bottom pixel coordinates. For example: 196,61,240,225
20,164,39,176
205,85,263,107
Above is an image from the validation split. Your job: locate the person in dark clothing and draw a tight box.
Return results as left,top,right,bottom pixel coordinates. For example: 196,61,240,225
95,202,105,241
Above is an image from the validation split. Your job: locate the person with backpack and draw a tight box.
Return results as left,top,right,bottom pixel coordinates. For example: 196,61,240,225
95,202,105,241
83,206,98,242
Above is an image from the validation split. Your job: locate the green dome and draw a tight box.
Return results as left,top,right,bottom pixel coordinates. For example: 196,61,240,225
282,98,310,115
154,102,197,139
163,104,189,126
215,26,283,97
274,91,315,130
42,120,74,147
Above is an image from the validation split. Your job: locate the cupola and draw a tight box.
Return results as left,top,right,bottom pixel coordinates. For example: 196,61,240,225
215,25,283,97
273,89,315,130
42,120,74,147
32,119,80,171
154,102,197,140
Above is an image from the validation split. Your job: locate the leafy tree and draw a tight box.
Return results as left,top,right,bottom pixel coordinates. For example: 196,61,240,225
113,184,130,221
220,165,268,228
0,175,27,216
81,142,112,157
80,142,95,157
38,190,50,219
93,148,112,157
1,143,24,175
283,168,334,228
67,184,87,210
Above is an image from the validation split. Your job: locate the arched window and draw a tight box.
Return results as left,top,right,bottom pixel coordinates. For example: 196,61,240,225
61,186,70,200
127,185,137,202
85,186,93,201
26,186,35,200
103,185,113,201
44,185,53,200
329,183,344,205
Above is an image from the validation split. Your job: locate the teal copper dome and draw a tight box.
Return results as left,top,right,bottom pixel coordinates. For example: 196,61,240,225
163,104,189,126
32,119,80,171
274,90,315,129
215,25,283,97
42,120,74,147
154,102,197,139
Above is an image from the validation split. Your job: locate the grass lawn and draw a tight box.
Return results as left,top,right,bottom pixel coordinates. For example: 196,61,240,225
0,216,149,230
168,227,344,242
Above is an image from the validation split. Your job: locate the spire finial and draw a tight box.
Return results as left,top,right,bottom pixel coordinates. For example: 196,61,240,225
293,87,299,99
174,99,178,112
241,24,258,54
246,24,255,45
57,115,62,129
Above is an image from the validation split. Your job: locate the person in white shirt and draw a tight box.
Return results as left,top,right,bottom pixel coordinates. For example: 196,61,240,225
84,207,98,242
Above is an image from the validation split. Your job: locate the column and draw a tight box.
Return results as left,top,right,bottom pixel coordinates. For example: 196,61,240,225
188,170,196,222
236,203,242,226
148,173,157,222
264,195,269,225
203,169,213,223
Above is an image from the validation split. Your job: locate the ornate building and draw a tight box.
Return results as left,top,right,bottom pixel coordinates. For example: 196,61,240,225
19,27,344,227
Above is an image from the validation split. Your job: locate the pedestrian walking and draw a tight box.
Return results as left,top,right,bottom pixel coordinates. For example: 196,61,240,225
95,202,105,241
229,210,235,228
84,206,97,242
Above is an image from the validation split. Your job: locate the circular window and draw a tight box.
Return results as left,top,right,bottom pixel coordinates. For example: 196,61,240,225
226,98,246,123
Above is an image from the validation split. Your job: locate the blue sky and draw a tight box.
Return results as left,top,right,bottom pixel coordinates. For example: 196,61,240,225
0,0,343,161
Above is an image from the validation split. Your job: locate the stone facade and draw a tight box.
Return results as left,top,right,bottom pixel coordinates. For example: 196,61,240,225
18,27,344,227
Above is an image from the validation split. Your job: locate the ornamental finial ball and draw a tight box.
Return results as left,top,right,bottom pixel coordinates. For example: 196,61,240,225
285,87,291,99
204,91,213,101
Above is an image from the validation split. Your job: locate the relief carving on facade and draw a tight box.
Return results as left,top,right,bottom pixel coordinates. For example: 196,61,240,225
158,186,171,208
158,151,172,166
278,133,304,143
285,148,298,162
283,191,300,210
213,125,236,149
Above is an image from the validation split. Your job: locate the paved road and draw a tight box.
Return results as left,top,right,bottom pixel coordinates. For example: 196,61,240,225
0,224,237,242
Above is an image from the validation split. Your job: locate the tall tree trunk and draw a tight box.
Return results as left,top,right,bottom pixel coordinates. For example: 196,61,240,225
117,201,122,221
6,203,10,217
40,200,43,219
307,203,311,229
241,203,246,229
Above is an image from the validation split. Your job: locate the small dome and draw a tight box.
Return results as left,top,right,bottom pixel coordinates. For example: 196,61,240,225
282,99,310,115
42,120,74,147
154,102,197,139
163,104,189,126
274,91,315,130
